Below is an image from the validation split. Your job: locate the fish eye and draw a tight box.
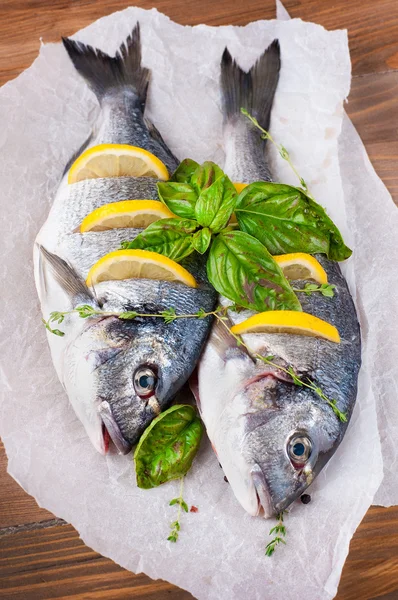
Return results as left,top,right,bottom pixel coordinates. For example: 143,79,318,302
133,367,157,397
287,434,312,465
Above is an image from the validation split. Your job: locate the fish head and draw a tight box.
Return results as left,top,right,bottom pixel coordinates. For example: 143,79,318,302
62,310,205,455
196,321,343,517
241,374,341,517
37,248,215,456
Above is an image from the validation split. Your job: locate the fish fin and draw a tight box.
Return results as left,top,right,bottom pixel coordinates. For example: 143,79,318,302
63,132,93,176
38,245,97,306
220,40,280,130
144,117,179,164
62,23,150,109
211,316,255,362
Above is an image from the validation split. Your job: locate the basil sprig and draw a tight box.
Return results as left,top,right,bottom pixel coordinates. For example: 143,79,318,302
121,159,352,313
207,231,301,312
134,404,203,489
122,218,198,262
235,182,352,261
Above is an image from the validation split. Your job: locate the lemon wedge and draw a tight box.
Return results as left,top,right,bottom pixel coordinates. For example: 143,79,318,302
233,182,248,194
86,249,197,288
80,200,175,232
231,311,340,343
68,144,169,184
273,253,328,284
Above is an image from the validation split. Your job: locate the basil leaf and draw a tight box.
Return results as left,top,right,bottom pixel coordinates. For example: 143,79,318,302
190,161,224,195
194,175,238,232
134,405,204,489
235,182,352,261
123,218,198,262
170,158,200,183
192,227,212,254
207,230,301,312
157,182,198,220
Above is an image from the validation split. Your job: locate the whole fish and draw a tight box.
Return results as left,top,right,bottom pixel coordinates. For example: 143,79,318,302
196,42,361,517
34,24,216,455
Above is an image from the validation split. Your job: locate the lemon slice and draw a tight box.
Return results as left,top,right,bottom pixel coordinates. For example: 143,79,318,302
68,144,169,184
233,182,248,193
273,253,328,284
80,200,175,232
231,311,340,343
86,249,197,288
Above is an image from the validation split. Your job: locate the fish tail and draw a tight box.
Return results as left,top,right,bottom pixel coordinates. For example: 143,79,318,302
220,41,280,181
220,40,280,130
62,23,150,109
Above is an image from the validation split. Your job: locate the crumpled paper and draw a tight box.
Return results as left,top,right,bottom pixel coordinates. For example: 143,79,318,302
0,4,396,599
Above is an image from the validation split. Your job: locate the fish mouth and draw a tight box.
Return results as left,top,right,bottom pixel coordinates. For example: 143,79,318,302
98,400,132,455
251,464,274,518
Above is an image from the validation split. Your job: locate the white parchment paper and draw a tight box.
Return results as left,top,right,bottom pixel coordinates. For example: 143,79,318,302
0,5,395,599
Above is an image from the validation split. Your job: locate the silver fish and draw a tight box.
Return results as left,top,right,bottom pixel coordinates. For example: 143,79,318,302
196,41,361,517
34,25,216,455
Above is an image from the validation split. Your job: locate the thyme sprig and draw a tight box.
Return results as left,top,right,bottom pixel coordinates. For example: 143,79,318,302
265,512,287,557
241,107,310,196
293,283,336,298
42,304,221,336
42,282,332,338
168,478,188,543
43,301,346,422
213,313,347,423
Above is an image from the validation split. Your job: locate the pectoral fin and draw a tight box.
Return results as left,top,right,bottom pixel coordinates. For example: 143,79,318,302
37,245,98,307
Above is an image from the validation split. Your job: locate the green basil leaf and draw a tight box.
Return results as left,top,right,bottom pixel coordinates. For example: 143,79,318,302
192,227,212,254
190,161,224,195
194,175,238,232
157,182,198,220
235,182,352,261
207,230,302,312
134,405,204,489
123,218,198,262
170,158,200,183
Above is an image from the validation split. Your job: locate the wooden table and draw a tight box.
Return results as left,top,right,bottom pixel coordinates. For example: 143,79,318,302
1,1,397,598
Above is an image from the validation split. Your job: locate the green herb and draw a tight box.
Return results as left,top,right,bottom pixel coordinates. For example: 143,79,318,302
241,107,309,194
169,158,200,183
293,283,336,297
42,306,220,337
121,218,198,262
190,161,224,195
167,478,188,543
157,181,198,220
42,305,97,336
134,405,204,489
192,227,212,254
207,230,302,312
265,512,287,557
194,172,237,232
42,317,65,337
235,182,352,261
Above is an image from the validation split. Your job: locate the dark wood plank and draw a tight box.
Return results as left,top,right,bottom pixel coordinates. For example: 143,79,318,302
1,0,398,87
1,506,398,600
0,524,194,600
347,72,398,205
336,506,398,600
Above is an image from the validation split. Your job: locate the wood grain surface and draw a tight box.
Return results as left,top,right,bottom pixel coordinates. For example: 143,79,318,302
1,1,398,599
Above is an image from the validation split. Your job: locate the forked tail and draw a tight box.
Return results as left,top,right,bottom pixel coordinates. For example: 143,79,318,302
220,41,281,182
62,23,149,109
